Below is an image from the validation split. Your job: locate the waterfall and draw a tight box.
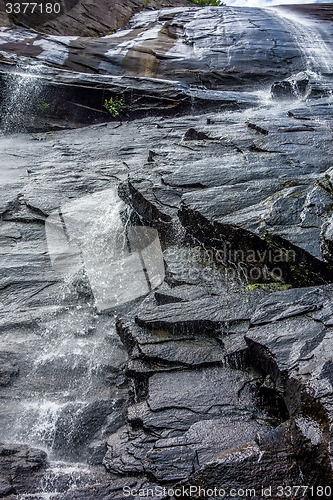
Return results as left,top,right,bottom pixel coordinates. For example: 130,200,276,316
271,8,333,79
0,63,47,133
45,188,165,311
2,187,164,481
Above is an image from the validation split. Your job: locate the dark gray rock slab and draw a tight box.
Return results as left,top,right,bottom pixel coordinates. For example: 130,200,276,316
179,165,333,287
250,286,325,325
179,423,303,497
0,443,47,494
0,6,310,87
271,72,312,100
246,285,333,482
105,366,271,481
0,353,19,386
135,294,255,333
154,283,211,305
146,417,267,482
146,367,257,414
3,0,192,37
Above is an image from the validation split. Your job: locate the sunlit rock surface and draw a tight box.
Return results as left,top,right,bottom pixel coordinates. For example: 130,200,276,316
1,5,332,86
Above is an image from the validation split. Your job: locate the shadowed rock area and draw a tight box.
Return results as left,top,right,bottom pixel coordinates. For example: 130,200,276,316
0,2,333,498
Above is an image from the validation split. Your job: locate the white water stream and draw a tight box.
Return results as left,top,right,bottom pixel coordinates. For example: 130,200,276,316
0,63,47,133
270,7,333,78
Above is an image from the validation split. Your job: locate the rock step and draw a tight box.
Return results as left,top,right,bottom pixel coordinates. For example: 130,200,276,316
104,366,272,482
245,284,333,485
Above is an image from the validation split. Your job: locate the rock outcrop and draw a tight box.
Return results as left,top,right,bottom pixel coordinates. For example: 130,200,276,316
1,0,193,37
0,3,333,498
0,7,313,83
271,72,312,100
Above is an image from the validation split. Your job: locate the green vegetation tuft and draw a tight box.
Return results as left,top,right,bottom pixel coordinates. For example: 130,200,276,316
246,283,292,292
103,95,125,118
37,97,50,115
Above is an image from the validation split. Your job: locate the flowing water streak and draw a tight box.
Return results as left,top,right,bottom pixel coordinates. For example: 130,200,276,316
270,8,333,78
2,190,136,497
0,63,46,132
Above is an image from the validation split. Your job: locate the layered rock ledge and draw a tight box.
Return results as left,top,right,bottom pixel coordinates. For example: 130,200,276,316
0,3,333,498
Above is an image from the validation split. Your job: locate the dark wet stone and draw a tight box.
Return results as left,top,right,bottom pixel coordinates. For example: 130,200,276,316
146,417,267,482
2,0,193,37
0,476,14,496
0,443,47,495
87,441,107,466
135,294,254,334
179,169,333,286
0,6,312,88
179,422,303,497
118,286,252,377
183,128,211,141
0,443,47,477
154,284,210,305
246,285,333,484
271,72,312,100
0,353,19,386
105,366,271,481
53,400,119,457
250,287,324,325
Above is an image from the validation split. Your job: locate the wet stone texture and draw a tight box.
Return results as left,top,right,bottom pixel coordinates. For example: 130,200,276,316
0,3,333,499
246,285,333,485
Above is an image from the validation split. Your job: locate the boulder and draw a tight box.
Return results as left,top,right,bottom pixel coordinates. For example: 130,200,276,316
104,367,272,481
271,72,312,100
179,423,303,497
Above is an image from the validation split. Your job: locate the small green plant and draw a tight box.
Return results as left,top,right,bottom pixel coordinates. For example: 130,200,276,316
103,95,125,118
37,97,50,115
143,0,151,8
189,0,225,6
246,283,292,292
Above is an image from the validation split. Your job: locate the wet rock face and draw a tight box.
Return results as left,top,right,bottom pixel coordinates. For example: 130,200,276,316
271,72,312,100
2,0,193,37
180,423,303,497
119,96,333,287
0,6,317,86
246,285,333,485
1,93,333,494
107,284,274,483
0,65,260,132
0,443,47,495
0,3,333,497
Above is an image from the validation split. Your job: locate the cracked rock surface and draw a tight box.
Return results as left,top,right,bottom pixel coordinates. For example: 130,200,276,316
0,3,333,498
1,6,331,85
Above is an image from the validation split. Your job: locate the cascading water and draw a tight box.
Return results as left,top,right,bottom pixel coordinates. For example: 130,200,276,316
0,185,164,496
2,191,132,460
0,63,48,133
270,8,333,85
